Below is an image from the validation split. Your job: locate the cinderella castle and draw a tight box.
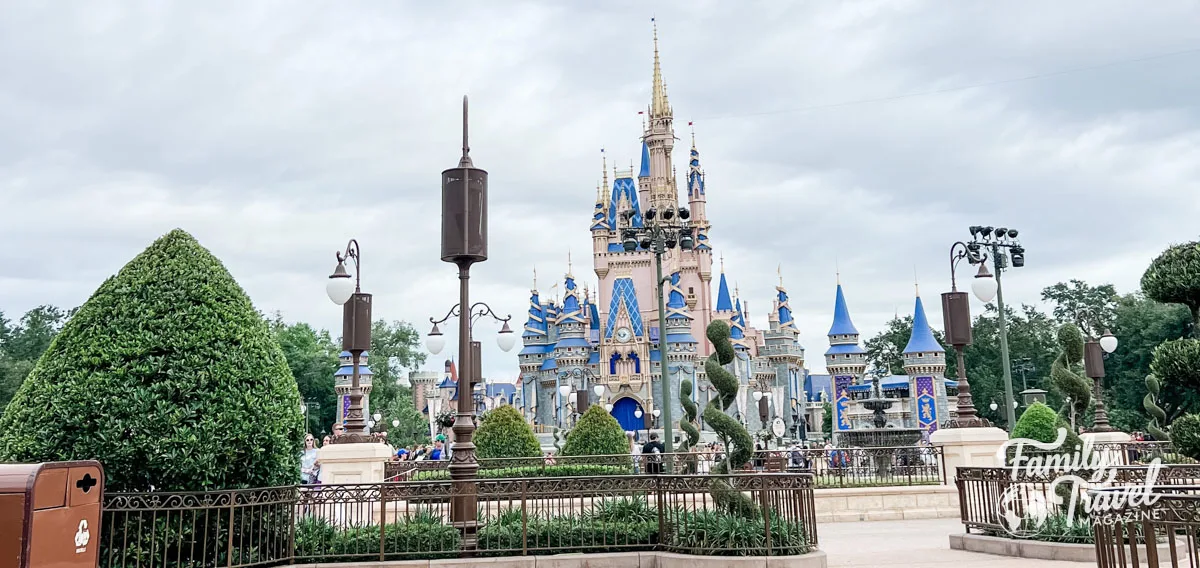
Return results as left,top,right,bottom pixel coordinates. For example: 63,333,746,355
514,25,957,445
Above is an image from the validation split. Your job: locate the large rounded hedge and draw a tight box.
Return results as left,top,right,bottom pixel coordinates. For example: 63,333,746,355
562,405,629,457
1141,240,1200,336
0,229,304,491
475,405,541,459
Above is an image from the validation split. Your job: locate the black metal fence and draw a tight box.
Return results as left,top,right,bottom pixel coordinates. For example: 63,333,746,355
1093,491,1200,567
100,472,817,567
956,464,1200,536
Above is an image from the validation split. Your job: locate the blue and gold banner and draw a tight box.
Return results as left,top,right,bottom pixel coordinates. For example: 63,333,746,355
834,375,853,431
915,375,938,433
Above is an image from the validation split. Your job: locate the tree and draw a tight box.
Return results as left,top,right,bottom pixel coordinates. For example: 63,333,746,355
1104,293,1192,430
0,305,72,414
381,389,430,449
561,405,629,457
1041,279,1119,338
963,303,1060,427
357,319,426,431
1150,339,1200,419
1142,240,1200,338
864,315,957,377
0,229,304,492
270,315,340,434
474,405,541,459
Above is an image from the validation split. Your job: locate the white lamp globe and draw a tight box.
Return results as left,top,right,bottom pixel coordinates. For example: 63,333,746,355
496,326,517,353
373,412,382,422
605,403,614,412
652,409,661,417
971,264,998,303
752,391,764,402
392,419,400,428
559,385,571,397
326,275,355,305
989,401,999,411
593,385,604,397
425,332,446,355
635,409,644,419
1099,331,1118,354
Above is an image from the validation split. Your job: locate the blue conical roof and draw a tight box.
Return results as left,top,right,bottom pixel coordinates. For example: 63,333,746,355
827,284,859,336
523,290,547,337
716,272,733,312
639,141,651,178
903,295,945,354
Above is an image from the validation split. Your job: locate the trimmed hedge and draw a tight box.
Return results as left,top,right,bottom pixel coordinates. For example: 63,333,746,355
0,229,304,491
562,404,631,459
475,404,542,459
1171,414,1200,461
1009,402,1083,464
295,513,460,561
412,464,632,481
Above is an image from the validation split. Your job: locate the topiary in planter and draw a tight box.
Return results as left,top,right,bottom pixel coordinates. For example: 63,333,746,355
1170,414,1200,461
1009,402,1082,465
703,320,757,517
1051,324,1090,420
562,404,630,460
475,404,541,460
0,229,304,491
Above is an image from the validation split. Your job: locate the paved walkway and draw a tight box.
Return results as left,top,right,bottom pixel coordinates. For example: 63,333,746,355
820,518,1082,567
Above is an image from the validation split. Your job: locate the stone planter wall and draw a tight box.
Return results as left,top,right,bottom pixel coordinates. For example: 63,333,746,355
814,484,959,522
950,533,1187,563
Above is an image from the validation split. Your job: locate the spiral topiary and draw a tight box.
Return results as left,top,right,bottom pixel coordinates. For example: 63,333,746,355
703,320,758,517
678,378,701,473
1144,373,1171,442
1051,323,1090,421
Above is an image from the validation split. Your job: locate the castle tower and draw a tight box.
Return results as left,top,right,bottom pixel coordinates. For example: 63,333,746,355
825,283,867,444
903,290,948,436
658,270,699,429
763,273,807,439
592,152,611,258
334,350,374,430
642,21,678,214
553,262,591,417
687,127,711,251
519,285,553,425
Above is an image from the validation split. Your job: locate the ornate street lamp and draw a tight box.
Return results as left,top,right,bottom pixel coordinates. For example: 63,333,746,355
432,95,515,533
326,239,374,442
1085,330,1119,432
618,205,693,473
963,225,1026,430
942,241,991,428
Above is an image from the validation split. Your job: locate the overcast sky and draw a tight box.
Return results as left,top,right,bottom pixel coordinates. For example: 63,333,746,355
2,1,1199,383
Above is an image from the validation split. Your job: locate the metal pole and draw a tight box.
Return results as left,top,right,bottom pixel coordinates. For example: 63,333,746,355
449,265,479,530
993,249,1017,430
654,233,675,473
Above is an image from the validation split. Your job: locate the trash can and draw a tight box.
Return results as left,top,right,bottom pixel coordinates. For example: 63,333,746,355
0,460,105,568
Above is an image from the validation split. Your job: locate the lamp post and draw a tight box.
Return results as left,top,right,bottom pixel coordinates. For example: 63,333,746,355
558,368,600,418
966,226,1025,430
942,241,991,428
326,239,375,442
1085,330,1119,432
619,205,695,473
427,95,518,535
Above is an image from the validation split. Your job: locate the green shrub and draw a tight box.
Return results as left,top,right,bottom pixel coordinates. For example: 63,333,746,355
1170,414,1200,460
0,229,303,491
294,515,459,561
671,510,811,556
1141,240,1200,337
1151,339,1200,394
1008,402,1083,466
475,404,542,459
562,405,631,459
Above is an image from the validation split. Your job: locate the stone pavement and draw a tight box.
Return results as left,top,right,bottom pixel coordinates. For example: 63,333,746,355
820,517,1084,567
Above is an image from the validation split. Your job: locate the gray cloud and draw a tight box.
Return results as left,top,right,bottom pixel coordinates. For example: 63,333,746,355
2,0,1199,382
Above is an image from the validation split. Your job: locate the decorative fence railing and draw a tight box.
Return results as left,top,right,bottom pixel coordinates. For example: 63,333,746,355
1089,441,1176,465
1093,491,1200,567
99,472,817,567
382,446,943,488
956,464,1200,536
753,446,945,487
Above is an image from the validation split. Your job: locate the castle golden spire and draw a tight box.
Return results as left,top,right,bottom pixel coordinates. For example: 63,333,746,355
650,18,670,118
601,148,610,206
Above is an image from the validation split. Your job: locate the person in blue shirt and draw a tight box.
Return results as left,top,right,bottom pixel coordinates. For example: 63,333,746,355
428,440,445,461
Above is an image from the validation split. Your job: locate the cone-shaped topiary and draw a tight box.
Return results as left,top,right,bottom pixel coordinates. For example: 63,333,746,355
475,404,542,460
1144,374,1171,442
678,378,700,451
562,404,629,459
0,229,304,492
1051,323,1090,420
703,320,758,517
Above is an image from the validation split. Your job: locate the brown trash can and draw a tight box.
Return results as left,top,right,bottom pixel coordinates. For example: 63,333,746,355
0,461,105,568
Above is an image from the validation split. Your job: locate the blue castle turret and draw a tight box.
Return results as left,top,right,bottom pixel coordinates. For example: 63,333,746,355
763,274,807,439
334,350,374,430
825,283,867,444
904,290,949,436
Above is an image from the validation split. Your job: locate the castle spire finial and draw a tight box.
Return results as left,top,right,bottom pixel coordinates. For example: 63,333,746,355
778,263,783,287
835,256,841,285
720,252,725,273
650,17,669,118
533,266,538,290
567,250,573,278
690,121,696,148
914,266,920,296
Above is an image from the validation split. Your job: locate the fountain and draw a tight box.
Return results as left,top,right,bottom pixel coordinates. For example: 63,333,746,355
839,377,923,448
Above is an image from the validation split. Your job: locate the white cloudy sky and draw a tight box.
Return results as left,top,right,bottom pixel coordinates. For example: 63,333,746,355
2,1,1199,382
